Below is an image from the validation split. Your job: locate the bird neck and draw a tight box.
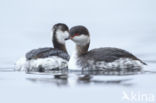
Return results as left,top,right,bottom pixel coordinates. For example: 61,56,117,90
76,43,90,56
52,32,67,53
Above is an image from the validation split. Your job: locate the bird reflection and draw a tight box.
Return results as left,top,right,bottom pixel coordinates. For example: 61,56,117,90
26,70,68,86
26,69,139,87
77,75,133,87
26,75,68,87
75,70,135,87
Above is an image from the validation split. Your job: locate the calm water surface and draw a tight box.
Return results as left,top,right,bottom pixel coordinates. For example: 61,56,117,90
0,58,156,103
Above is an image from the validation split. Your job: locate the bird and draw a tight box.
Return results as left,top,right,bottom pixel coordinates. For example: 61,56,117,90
68,25,146,72
15,23,70,72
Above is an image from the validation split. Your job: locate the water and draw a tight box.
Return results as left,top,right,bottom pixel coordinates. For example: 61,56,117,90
0,62,156,103
0,0,156,103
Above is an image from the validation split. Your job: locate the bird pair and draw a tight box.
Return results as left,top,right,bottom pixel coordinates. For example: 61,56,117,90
15,23,146,73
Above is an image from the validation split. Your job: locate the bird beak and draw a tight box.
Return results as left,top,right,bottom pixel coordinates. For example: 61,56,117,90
65,36,70,40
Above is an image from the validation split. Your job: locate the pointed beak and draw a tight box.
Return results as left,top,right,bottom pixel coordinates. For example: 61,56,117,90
65,36,70,40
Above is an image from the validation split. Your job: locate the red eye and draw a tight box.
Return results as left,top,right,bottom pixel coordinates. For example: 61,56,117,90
71,33,79,38
74,33,79,36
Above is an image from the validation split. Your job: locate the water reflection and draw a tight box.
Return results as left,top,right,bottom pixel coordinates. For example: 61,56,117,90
26,70,68,86
26,70,138,87
77,74,133,87
27,77,68,87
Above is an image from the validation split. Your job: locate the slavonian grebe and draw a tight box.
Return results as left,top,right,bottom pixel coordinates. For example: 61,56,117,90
15,23,70,72
68,26,146,72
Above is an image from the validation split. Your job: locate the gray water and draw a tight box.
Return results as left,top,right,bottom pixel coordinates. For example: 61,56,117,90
0,0,156,103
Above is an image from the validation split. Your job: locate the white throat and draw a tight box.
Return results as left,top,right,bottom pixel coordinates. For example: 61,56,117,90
54,30,69,44
72,35,90,46
68,49,81,70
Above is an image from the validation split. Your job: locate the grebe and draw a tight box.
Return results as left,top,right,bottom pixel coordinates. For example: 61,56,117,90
68,26,146,72
15,23,70,72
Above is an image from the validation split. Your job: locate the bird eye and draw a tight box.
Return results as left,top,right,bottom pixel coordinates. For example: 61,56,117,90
71,33,79,38
74,33,79,36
